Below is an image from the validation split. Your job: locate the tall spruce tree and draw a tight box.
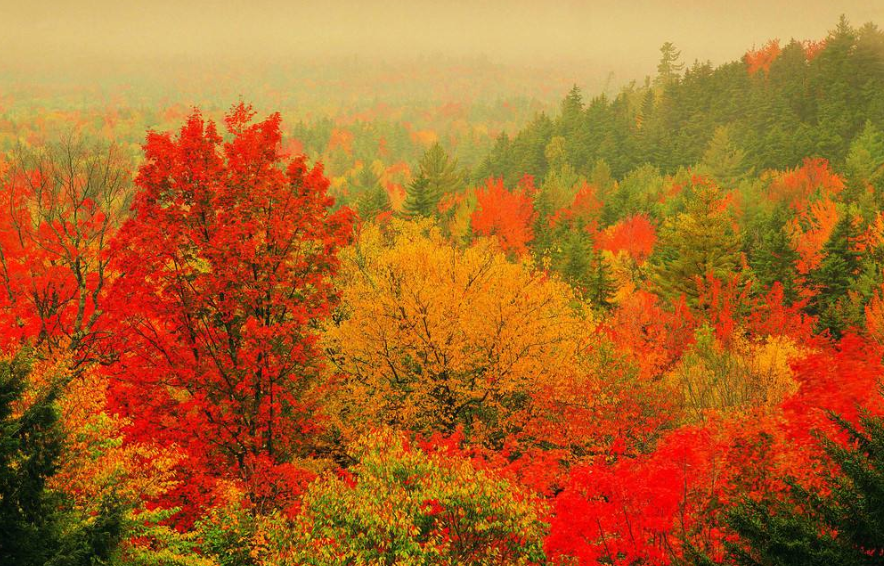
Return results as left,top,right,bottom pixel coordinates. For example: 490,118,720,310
749,203,801,303
0,352,122,565
655,42,685,88
417,143,462,199
699,125,751,188
652,179,743,305
402,176,437,218
809,212,863,336
355,166,391,220
0,352,62,564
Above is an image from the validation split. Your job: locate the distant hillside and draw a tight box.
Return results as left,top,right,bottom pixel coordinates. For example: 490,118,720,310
475,16,884,183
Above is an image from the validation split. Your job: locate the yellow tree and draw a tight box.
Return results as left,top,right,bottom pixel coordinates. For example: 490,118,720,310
322,219,592,449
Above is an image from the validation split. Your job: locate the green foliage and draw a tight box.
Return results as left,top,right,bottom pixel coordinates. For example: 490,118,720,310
355,166,391,219
652,179,743,304
845,120,884,206
479,19,884,182
196,499,260,566
699,125,751,188
656,41,685,88
404,142,462,217
117,507,212,566
809,211,864,336
0,352,61,565
747,203,801,302
271,429,548,566
0,351,122,566
403,176,438,217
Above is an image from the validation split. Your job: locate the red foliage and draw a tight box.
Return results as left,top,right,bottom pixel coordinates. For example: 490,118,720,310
747,282,819,345
471,176,537,256
105,103,354,517
605,290,696,381
546,329,884,566
547,427,727,566
782,335,884,443
596,214,657,263
745,40,782,77
0,143,126,361
767,157,844,213
549,182,602,232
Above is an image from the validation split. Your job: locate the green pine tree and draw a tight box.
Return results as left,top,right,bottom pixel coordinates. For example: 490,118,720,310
0,351,122,565
417,143,463,199
699,125,751,188
652,180,743,305
809,212,862,337
845,120,884,208
587,249,616,309
655,42,685,89
354,166,391,220
402,176,438,218
749,204,801,303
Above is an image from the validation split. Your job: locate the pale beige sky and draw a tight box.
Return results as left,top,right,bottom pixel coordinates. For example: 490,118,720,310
2,0,882,78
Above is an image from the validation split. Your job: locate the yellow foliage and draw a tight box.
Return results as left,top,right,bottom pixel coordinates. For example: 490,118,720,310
323,219,592,446
604,249,644,303
50,366,183,509
666,327,804,421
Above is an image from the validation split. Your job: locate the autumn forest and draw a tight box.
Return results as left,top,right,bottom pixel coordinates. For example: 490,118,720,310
3,3,884,565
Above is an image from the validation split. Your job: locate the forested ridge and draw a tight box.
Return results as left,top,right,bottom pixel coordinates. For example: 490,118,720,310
3,14,884,566
477,16,884,181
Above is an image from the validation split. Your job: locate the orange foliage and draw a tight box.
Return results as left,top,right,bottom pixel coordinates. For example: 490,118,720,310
787,196,839,275
327,128,354,155
745,40,782,76
410,128,439,148
767,157,844,212
605,289,696,381
471,176,537,256
803,39,826,61
596,214,657,264
549,182,602,232
282,137,305,157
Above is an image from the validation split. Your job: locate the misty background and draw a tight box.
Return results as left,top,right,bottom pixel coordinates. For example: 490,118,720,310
2,1,883,108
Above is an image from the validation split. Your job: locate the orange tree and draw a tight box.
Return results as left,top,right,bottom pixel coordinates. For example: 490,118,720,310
322,218,590,450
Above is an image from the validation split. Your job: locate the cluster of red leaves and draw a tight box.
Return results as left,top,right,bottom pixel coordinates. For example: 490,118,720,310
547,426,727,565
549,182,602,232
745,40,782,77
104,104,354,519
767,157,844,212
546,327,884,565
604,290,696,380
595,214,656,263
0,146,123,361
470,175,537,256
695,276,819,347
766,158,845,275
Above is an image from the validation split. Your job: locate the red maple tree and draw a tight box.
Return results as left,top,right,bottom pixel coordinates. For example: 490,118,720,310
0,140,128,363
106,104,354,515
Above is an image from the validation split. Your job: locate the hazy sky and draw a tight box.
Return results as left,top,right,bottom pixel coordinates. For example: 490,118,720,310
2,0,883,77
